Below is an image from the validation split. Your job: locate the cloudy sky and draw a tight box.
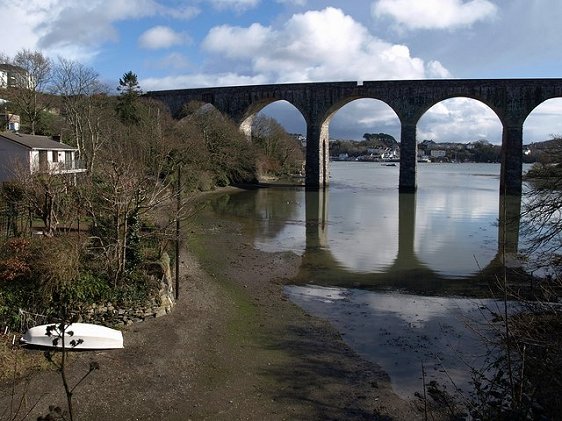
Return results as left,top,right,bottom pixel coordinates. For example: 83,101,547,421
2,0,561,143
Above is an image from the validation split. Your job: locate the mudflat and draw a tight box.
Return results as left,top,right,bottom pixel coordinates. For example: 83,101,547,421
0,210,419,420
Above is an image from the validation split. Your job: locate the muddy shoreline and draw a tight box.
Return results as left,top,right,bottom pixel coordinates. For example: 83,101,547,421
0,192,419,420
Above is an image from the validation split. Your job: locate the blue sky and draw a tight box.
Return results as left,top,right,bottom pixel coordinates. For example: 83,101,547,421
2,0,562,143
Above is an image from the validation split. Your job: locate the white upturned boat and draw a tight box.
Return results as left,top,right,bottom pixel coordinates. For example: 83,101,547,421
21,323,124,350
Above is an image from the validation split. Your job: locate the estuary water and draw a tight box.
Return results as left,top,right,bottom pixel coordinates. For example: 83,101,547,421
204,162,531,399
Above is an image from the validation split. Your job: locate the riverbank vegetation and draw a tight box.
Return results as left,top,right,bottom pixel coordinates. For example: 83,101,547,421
0,49,304,336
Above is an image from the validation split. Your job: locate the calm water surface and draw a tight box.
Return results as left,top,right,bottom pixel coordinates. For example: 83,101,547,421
204,162,530,399
249,162,519,283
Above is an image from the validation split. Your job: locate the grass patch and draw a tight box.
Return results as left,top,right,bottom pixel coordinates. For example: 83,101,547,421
0,334,51,383
186,224,259,340
185,216,294,395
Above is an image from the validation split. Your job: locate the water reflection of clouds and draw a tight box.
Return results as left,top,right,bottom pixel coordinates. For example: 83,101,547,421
251,163,507,278
286,285,503,400
415,187,498,276
324,185,498,277
327,191,399,272
254,221,307,255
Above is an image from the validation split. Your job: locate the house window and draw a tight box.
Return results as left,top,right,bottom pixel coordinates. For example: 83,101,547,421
52,151,58,162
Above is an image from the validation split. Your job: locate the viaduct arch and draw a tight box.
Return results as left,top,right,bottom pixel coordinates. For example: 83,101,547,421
146,79,562,195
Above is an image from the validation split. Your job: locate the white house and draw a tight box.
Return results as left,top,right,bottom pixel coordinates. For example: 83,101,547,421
0,132,86,182
0,64,29,89
0,111,20,132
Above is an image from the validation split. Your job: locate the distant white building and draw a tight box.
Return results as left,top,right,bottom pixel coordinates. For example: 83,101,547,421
0,112,20,132
0,64,29,89
0,132,86,182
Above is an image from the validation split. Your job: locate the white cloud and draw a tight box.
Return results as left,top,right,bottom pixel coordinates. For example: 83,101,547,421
372,0,498,30
207,0,260,11
329,100,400,140
139,26,188,50
35,0,162,51
426,60,452,78
524,98,562,143
417,98,502,142
202,7,449,83
204,23,272,59
0,0,59,56
141,72,268,91
0,0,198,62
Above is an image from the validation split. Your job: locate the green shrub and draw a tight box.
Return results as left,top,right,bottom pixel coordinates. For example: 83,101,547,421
56,272,112,306
113,270,159,306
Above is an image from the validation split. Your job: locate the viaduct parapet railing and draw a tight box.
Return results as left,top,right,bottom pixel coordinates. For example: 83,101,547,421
147,79,562,194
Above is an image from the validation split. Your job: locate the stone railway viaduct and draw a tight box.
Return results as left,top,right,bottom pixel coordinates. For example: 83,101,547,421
146,79,562,195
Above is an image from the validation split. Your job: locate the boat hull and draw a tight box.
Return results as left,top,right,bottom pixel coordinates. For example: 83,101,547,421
21,323,123,350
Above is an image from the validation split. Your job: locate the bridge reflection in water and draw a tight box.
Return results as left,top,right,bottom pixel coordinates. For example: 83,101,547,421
296,189,523,296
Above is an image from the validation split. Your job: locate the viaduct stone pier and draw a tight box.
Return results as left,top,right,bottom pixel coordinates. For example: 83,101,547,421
146,79,562,195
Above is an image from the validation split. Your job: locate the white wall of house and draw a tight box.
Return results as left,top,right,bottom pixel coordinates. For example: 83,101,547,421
0,143,81,182
29,149,76,173
0,141,30,182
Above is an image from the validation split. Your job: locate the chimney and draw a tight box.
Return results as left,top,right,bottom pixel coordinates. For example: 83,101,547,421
52,134,61,142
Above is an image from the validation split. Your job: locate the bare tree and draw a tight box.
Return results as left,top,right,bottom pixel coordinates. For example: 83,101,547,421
181,103,257,186
17,171,79,237
8,49,52,134
51,57,110,172
85,101,180,283
252,114,304,177
521,138,562,274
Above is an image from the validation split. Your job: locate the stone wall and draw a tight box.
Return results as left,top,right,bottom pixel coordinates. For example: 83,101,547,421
74,254,176,328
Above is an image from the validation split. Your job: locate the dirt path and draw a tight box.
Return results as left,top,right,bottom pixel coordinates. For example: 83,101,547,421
0,216,420,420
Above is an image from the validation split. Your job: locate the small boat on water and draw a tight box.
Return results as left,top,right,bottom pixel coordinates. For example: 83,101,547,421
21,323,124,350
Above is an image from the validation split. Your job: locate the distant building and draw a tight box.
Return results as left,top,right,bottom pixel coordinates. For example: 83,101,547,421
0,64,29,89
0,112,20,132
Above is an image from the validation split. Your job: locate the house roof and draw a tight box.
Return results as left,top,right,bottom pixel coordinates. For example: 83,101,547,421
0,63,26,74
0,132,77,150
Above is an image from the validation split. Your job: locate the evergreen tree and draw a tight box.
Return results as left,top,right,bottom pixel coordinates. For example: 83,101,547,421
116,71,142,125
